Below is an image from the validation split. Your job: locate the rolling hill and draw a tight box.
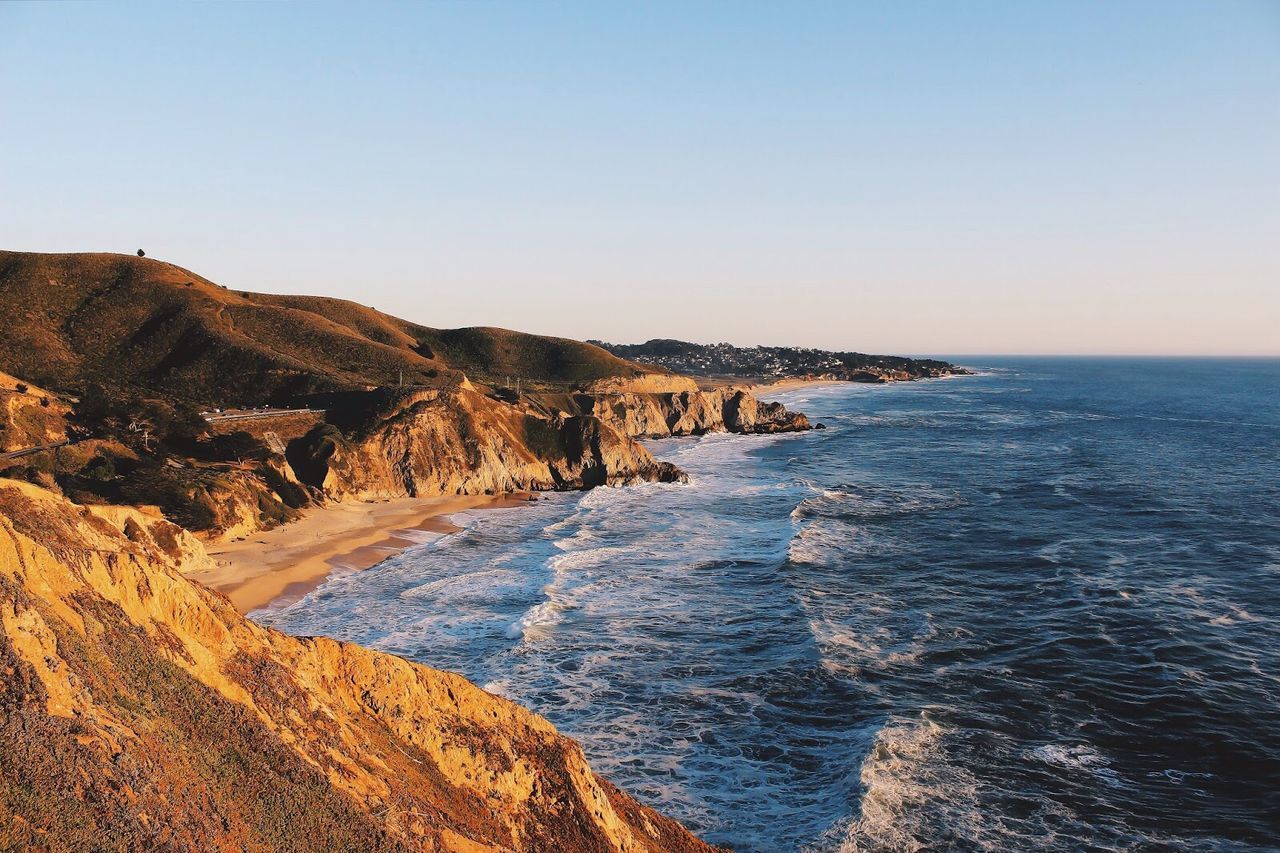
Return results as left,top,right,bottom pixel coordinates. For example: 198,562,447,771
0,251,661,406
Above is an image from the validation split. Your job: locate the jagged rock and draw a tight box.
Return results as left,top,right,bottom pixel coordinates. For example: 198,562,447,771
287,386,686,502
530,386,810,439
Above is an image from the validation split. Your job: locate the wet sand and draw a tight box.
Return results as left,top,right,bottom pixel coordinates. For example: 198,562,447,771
196,493,533,613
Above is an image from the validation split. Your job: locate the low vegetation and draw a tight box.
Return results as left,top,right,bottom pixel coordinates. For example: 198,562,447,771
0,250,661,408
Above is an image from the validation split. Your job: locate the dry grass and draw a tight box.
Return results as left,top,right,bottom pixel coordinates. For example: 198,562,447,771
0,250,656,407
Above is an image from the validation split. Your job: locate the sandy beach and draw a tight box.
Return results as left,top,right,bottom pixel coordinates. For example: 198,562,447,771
691,375,847,394
195,492,533,613
744,377,847,394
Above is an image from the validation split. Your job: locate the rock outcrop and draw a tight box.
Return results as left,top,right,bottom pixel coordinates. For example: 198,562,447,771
530,386,811,439
287,386,685,502
0,479,718,851
175,383,797,536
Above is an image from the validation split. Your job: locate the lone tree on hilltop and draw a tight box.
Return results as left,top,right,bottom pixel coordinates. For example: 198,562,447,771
136,249,145,257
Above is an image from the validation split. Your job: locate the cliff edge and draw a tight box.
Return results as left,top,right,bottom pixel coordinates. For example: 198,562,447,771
0,479,719,852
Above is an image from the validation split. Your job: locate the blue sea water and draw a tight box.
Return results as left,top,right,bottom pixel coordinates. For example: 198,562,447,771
256,358,1280,851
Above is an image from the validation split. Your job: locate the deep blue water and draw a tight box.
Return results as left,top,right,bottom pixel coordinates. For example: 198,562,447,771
258,358,1280,851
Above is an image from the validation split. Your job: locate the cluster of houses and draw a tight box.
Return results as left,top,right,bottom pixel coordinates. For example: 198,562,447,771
593,339,960,382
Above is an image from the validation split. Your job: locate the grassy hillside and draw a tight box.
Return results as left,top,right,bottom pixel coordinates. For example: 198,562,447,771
0,372,69,453
0,251,658,406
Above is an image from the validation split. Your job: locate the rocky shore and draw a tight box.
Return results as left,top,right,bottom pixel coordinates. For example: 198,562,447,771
528,376,811,439
176,379,809,541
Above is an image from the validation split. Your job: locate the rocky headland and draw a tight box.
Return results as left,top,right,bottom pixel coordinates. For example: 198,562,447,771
529,375,810,439
591,338,969,384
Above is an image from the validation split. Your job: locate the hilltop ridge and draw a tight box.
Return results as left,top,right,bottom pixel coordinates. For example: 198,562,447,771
0,251,664,407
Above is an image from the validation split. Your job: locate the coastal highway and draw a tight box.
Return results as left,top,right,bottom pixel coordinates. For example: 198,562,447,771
0,439,71,461
200,407,322,424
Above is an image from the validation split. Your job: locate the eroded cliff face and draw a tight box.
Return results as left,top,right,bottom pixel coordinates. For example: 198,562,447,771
0,479,718,852
0,368,805,545
207,383,801,536
287,387,685,502
530,386,811,439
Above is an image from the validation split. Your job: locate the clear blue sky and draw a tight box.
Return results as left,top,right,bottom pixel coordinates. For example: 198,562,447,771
2,2,1277,355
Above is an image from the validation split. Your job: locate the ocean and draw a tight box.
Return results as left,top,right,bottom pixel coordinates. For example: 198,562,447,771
255,358,1280,851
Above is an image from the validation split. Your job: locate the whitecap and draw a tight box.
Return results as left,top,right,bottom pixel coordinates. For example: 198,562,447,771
548,545,637,572
505,599,565,640
824,713,984,853
1027,743,1122,787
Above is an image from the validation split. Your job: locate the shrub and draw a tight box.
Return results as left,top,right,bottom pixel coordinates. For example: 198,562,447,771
81,455,117,483
210,431,268,463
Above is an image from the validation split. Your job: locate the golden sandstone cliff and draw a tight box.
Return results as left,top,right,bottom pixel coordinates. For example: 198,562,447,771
0,372,803,543
533,379,811,440
0,478,718,852
282,373,809,503
287,385,685,503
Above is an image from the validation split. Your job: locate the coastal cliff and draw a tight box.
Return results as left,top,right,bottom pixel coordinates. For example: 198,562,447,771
0,250,811,543
0,370,803,543
279,379,807,509
0,478,718,851
530,385,810,439
288,386,685,502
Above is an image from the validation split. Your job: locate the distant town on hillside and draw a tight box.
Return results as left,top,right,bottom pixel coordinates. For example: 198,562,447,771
589,339,968,383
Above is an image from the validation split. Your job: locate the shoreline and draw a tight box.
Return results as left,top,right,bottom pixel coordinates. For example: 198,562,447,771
193,375,960,615
732,373,973,396
744,377,848,394
196,492,533,613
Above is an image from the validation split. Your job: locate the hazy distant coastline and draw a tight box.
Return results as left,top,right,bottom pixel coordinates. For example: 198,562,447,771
591,338,969,385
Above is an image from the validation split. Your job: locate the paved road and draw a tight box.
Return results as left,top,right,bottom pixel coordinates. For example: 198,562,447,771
0,439,70,461
201,408,322,424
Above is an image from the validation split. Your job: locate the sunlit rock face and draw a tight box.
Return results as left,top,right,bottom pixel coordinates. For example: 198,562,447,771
0,479,718,852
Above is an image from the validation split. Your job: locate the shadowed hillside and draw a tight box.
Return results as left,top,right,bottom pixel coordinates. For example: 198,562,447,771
0,251,661,406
